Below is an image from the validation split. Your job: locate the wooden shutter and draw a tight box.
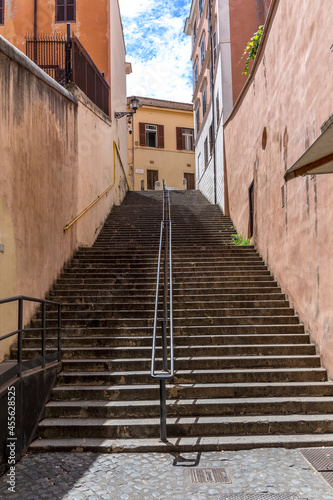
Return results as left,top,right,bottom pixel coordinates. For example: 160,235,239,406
139,122,146,146
56,0,65,22
158,125,164,149
176,127,183,150
0,0,4,25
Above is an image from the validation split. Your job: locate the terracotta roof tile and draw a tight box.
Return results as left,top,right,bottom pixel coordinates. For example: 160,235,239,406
127,96,193,112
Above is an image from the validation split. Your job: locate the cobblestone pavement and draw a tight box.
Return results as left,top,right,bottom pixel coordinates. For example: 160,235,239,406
1,448,333,500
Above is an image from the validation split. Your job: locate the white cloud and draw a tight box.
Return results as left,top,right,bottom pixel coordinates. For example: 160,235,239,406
119,0,193,103
119,0,155,18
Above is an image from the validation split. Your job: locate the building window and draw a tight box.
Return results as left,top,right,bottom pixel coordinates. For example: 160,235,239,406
0,0,4,25
216,92,220,123
204,137,209,166
139,123,164,148
193,19,197,44
194,59,198,89
202,87,207,116
213,31,217,65
147,169,158,190
184,173,195,190
146,124,158,148
55,0,76,23
209,123,213,153
200,35,205,67
199,0,203,18
196,108,200,134
176,128,194,151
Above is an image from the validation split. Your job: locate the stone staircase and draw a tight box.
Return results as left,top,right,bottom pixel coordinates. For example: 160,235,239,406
25,190,333,452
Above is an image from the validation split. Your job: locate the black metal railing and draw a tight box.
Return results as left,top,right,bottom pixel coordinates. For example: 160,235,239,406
0,296,61,384
151,181,174,442
26,25,110,116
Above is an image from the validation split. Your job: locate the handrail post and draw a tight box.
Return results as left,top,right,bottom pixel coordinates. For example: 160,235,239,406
151,183,173,443
17,298,23,378
160,380,167,442
58,304,62,362
42,302,46,368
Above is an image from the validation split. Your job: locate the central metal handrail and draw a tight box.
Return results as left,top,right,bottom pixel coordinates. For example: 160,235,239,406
151,181,174,442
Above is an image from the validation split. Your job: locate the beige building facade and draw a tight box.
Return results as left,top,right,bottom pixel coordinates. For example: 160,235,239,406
128,97,195,191
185,0,270,209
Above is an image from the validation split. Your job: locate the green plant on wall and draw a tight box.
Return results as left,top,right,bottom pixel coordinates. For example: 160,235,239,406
231,233,250,246
242,25,264,75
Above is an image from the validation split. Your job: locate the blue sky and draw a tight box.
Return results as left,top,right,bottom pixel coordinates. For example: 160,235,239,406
119,0,193,103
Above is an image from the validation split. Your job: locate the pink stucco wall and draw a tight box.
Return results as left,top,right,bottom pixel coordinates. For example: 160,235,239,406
224,0,333,376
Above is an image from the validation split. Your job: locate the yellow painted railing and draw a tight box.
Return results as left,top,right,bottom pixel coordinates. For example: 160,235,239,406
63,141,130,231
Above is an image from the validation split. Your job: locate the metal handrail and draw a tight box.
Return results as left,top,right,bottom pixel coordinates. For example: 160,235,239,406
151,181,174,442
64,141,130,231
0,296,61,379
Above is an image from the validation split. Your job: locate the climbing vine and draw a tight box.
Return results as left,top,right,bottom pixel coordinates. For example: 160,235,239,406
242,25,264,75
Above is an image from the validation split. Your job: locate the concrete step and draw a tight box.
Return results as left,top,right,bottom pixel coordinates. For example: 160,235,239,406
22,333,311,347
37,414,333,439
18,343,317,360
44,395,333,419
28,433,333,453
61,354,321,371
35,307,296,321
50,381,333,401
31,316,302,329
56,299,291,312
55,367,326,386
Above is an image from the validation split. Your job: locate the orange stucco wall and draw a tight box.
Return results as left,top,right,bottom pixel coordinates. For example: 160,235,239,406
224,0,333,376
0,35,128,360
0,0,110,82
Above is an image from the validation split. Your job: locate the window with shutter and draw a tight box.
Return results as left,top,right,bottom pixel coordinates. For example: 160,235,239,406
202,87,207,116
199,0,203,18
213,31,217,65
176,127,183,150
139,123,146,146
158,125,164,149
194,60,198,88
200,35,205,67
56,0,76,22
204,137,208,166
146,124,158,147
196,108,200,134
0,0,4,25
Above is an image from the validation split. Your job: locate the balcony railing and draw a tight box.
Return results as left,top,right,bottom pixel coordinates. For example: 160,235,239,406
26,30,110,116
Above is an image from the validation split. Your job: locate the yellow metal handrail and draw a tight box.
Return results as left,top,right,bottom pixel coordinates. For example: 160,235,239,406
63,141,130,231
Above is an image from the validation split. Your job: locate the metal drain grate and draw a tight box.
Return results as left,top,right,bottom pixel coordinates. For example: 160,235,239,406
218,495,307,500
300,448,333,471
321,472,333,488
189,467,231,483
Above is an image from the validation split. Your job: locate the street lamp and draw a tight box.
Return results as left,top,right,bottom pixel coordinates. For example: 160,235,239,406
114,96,140,120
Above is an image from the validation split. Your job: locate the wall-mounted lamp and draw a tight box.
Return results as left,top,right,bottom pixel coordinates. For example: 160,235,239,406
114,96,140,120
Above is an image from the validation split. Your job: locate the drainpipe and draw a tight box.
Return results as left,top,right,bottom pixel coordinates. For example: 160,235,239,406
209,0,217,204
33,0,37,62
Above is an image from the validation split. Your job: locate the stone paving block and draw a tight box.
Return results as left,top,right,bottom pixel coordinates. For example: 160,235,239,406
0,449,333,499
